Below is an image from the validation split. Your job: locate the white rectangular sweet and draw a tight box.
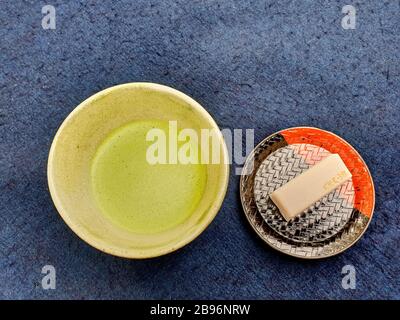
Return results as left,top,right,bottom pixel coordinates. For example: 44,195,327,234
270,153,352,221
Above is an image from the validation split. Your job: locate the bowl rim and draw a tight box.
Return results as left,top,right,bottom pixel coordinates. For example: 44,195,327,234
47,82,230,259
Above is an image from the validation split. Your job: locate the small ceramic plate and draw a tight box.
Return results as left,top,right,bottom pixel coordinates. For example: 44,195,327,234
240,127,375,259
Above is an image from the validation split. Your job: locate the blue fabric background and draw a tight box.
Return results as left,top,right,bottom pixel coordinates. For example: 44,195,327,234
0,0,399,299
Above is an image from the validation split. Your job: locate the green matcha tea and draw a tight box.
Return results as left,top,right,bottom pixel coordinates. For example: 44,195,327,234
91,120,207,234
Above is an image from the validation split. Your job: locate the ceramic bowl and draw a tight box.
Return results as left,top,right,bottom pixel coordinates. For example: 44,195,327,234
48,83,229,258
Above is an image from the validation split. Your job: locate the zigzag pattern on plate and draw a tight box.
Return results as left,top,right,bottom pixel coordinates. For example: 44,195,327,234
254,144,355,243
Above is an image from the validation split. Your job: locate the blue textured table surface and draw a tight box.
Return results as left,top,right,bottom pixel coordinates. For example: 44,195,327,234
1,0,399,299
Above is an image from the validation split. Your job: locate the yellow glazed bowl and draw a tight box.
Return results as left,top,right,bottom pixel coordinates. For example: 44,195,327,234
47,83,229,258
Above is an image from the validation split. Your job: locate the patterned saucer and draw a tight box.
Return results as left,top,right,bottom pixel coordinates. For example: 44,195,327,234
240,127,374,259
